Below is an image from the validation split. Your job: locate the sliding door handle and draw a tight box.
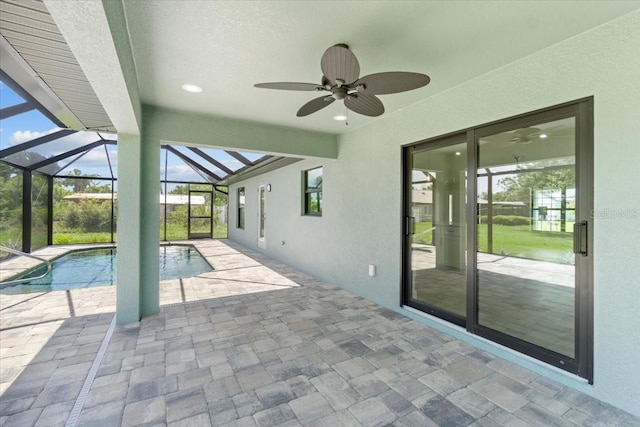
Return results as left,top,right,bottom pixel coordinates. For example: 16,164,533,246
405,217,415,236
573,220,588,256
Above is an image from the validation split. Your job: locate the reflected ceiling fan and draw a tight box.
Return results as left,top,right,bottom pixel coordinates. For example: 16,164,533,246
254,44,430,118
482,124,572,145
508,127,543,144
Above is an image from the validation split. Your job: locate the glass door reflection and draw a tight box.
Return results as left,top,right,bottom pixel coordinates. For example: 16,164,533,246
408,140,467,322
476,117,576,357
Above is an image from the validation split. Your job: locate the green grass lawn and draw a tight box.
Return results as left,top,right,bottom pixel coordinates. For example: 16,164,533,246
163,222,228,240
51,221,228,245
478,224,573,263
214,223,228,239
164,223,188,240
53,232,114,244
412,220,573,264
413,221,434,245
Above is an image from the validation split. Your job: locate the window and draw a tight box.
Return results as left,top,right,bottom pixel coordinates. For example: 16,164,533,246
303,167,322,216
237,187,245,229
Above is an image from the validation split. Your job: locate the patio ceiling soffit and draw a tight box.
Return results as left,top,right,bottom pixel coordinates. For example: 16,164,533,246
0,2,110,131
43,0,140,134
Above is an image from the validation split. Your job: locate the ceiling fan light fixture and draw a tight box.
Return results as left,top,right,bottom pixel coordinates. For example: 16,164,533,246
539,133,548,139
182,83,203,93
333,114,348,121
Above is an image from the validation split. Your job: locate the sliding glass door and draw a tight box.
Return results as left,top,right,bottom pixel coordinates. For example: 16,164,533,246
403,99,593,379
404,134,468,325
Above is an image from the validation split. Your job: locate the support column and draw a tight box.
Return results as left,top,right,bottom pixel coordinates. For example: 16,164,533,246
116,133,160,324
140,131,160,317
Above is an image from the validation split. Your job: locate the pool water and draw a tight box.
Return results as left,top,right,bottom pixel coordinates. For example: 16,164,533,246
1,245,212,294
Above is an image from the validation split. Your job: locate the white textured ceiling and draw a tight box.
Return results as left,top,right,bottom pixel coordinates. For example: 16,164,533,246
121,1,639,134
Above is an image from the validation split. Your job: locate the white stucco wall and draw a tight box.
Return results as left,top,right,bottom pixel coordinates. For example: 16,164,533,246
229,10,640,416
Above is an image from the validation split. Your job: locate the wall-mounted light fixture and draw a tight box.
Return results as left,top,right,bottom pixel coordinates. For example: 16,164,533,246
267,184,272,192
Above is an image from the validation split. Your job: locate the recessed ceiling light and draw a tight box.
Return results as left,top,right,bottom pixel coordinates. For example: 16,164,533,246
539,133,548,139
333,115,347,121
455,151,461,156
182,84,203,93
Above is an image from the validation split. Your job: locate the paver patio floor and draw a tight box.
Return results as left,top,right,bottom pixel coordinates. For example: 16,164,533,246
1,240,638,426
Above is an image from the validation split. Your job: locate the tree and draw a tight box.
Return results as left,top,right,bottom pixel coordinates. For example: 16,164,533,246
494,168,575,202
59,169,100,192
0,163,23,229
0,161,19,179
214,186,228,207
170,184,188,195
59,199,111,232
85,183,112,193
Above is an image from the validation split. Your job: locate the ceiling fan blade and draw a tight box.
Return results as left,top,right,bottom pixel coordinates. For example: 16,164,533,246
254,82,323,91
539,124,570,137
485,133,516,144
355,72,430,95
345,93,384,117
321,45,360,85
297,96,335,117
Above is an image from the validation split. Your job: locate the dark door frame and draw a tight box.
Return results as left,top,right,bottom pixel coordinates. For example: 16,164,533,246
187,184,214,240
401,97,593,381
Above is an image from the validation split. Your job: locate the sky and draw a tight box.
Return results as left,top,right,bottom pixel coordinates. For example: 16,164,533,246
1,81,265,182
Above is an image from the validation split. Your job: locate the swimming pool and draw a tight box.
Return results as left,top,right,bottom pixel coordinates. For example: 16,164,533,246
1,245,213,294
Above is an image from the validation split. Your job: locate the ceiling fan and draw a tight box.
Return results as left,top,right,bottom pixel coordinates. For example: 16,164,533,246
481,125,568,145
254,43,430,118
508,124,574,144
509,127,543,144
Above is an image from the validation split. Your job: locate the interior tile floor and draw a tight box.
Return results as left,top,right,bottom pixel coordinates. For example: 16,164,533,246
1,240,639,426
411,245,575,356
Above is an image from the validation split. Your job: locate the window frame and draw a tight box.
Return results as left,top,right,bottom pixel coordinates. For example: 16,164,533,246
302,167,323,216
237,187,245,229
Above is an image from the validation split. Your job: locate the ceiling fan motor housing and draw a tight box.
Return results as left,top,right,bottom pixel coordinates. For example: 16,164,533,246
332,87,348,100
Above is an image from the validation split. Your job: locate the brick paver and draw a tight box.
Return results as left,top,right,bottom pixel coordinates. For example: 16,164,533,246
1,240,639,426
